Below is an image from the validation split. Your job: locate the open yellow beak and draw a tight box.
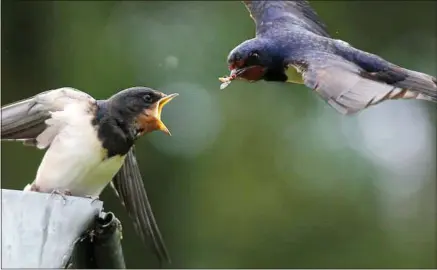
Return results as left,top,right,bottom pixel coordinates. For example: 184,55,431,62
152,93,179,136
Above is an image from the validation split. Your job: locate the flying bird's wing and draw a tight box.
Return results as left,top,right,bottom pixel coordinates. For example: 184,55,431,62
288,51,437,114
111,147,170,264
242,0,329,37
1,87,96,148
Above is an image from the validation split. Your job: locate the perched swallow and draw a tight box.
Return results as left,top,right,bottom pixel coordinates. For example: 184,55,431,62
1,86,178,264
220,1,437,114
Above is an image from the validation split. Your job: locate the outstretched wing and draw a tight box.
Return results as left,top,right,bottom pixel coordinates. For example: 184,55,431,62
288,51,436,114
111,147,170,265
1,87,96,148
242,0,330,37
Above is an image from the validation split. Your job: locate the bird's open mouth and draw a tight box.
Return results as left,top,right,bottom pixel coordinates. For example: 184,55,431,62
141,93,179,136
157,93,178,116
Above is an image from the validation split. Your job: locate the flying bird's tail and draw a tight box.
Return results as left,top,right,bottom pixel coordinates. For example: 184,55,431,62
335,42,437,104
393,68,437,102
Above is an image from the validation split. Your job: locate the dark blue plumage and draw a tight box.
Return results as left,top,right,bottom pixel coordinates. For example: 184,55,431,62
221,0,437,114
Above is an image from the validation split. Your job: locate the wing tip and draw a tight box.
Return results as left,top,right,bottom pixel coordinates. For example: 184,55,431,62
112,148,171,265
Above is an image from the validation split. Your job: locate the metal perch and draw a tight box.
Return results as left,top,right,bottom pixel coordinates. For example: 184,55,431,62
1,189,126,269
69,212,126,269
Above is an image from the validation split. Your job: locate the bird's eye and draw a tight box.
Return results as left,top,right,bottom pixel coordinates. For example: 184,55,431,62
250,52,259,59
144,94,152,102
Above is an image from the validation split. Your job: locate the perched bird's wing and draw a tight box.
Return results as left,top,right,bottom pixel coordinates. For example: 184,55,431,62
1,87,96,149
288,51,437,114
242,0,329,37
111,147,170,264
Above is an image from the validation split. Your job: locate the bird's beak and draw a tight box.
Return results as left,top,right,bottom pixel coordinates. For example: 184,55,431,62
219,68,242,89
229,68,246,79
156,93,179,135
230,68,245,77
229,69,238,78
140,93,179,136
219,66,264,89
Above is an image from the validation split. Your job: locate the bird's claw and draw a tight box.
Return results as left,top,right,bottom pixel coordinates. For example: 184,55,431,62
49,189,72,205
29,183,41,192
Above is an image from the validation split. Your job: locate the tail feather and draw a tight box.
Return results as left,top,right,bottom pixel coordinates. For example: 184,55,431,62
335,41,437,102
417,94,437,102
395,69,437,101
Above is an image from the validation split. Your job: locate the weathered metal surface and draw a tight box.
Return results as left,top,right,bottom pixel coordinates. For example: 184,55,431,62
1,189,104,268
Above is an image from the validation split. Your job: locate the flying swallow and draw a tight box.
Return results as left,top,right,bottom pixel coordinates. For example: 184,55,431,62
219,1,437,114
1,86,178,264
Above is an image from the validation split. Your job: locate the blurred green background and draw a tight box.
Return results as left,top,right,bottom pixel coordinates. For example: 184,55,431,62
1,1,436,268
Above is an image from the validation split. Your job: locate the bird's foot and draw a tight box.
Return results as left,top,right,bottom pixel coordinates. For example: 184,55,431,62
30,183,41,192
24,183,40,192
85,195,100,204
49,189,72,205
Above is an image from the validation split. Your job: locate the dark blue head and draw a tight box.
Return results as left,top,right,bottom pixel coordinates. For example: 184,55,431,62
226,38,287,82
106,87,179,136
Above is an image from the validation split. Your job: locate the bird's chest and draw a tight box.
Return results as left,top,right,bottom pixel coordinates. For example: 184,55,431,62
80,154,126,196
52,133,127,196
73,120,131,196
60,120,128,195
35,117,125,196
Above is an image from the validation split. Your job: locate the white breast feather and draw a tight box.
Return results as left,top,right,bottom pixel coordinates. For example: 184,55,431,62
33,103,126,196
